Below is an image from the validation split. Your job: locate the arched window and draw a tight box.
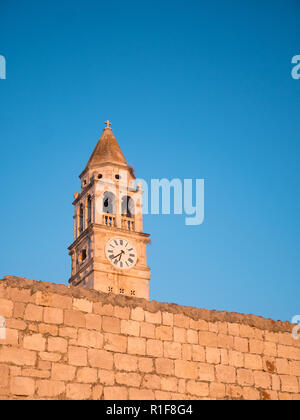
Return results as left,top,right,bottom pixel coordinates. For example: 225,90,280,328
87,196,92,224
79,204,84,233
121,196,135,218
103,192,116,214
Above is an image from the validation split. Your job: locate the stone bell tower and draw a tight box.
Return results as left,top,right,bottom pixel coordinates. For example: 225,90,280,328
68,121,151,300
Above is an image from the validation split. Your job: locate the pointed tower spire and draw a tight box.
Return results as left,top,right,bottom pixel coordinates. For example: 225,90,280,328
85,121,128,170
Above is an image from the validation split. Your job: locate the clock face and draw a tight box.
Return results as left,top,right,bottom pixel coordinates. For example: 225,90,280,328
105,238,137,270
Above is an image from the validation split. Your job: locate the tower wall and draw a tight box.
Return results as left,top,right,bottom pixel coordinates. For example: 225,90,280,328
0,276,299,400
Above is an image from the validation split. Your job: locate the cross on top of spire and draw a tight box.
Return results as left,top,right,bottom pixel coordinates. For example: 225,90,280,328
104,120,112,129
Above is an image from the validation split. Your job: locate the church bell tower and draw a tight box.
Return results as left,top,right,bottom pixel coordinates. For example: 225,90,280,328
68,121,150,300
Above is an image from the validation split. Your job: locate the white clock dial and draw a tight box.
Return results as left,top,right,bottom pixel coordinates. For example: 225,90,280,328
105,238,137,270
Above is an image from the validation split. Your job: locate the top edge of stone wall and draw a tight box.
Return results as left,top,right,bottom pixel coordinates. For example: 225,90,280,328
0,275,294,334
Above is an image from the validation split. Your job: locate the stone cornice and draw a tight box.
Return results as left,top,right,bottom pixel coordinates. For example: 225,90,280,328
68,223,150,251
79,161,135,180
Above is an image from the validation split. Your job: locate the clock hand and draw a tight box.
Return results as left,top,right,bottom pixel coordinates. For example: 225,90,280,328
118,250,125,261
112,252,122,259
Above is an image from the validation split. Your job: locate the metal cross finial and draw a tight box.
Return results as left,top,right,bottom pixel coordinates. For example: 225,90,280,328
104,120,112,129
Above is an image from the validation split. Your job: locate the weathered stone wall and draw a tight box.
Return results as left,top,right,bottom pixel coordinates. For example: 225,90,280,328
0,276,299,400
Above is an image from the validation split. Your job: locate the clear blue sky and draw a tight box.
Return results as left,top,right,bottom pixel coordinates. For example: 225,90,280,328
1,0,299,322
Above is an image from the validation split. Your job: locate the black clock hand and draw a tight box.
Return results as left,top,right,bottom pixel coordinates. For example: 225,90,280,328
112,252,122,259
118,250,125,261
